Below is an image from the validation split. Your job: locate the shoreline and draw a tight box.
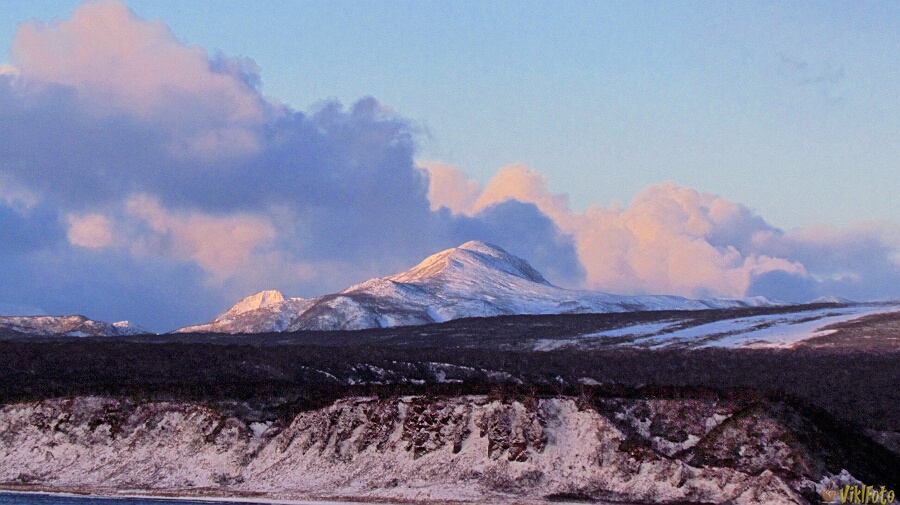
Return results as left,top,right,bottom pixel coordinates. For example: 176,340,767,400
0,486,567,505
0,487,403,505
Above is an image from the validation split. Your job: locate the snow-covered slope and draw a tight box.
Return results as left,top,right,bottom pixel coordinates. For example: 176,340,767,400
179,290,313,334
180,297,313,334
534,303,900,351
0,315,149,337
177,241,778,334
0,395,840,504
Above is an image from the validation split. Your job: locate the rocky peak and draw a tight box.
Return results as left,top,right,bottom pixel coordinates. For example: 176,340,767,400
219,290,287,319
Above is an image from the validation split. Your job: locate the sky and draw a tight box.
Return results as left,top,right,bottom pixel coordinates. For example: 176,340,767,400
0,1,898,331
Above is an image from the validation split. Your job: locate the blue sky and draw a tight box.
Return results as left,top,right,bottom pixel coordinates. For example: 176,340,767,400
0,1,898,330
3,1,897,229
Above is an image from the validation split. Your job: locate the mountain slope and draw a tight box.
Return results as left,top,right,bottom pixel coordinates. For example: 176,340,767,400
177,241,776,334
0,315,149,337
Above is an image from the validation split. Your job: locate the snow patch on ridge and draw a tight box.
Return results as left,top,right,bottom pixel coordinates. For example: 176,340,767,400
574,304,900,349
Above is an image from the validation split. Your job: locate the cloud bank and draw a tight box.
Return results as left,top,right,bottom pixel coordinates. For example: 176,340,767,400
0,1,578,330
423,163,900,302
0,2,897,330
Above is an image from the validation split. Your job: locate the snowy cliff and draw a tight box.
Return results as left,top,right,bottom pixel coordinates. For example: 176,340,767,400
1,395,882,504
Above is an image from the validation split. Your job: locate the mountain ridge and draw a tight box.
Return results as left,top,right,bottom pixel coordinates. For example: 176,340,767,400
0,314,148,337
177,241,780,334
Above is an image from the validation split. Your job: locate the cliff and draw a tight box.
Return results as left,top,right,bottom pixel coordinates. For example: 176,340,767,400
2,395,890,504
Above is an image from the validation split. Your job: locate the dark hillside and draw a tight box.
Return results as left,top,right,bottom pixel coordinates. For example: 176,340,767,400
1,339,898,433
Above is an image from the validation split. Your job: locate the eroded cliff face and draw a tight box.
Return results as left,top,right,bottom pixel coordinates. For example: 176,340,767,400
0,395,860,504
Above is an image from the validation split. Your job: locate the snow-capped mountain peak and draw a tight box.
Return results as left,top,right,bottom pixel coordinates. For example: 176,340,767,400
387,241,549,285
176,241,784,334
218,290,287,320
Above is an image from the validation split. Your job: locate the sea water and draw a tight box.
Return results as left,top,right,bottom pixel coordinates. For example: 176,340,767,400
0,491,628,505
0,493,373,505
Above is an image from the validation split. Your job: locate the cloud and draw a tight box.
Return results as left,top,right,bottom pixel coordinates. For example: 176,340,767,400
0,64,18,77
0,2,581,330
67,213,114,248
1,1,897,331
421,162,481,213
570,184,811,298
0,174,38,211
11,0,264,158
122,194,278,284
426,163,900,302
423,163,571,223
747,224,900,301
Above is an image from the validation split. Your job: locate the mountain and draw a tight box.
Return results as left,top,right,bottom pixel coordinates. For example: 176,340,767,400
811,295,856,304
0,314,150,337
220,289,289,318
177,241,778,334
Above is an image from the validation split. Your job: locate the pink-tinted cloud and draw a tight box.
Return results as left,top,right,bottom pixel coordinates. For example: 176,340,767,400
64,196,280,284
420,162,481,213
66,213,114,248
572,184,808,298
426,163,899,301
472,165,572,224
123,195,277,283
422,163,572,224
0,64,18,77
1,2,896,332
11,0,264,158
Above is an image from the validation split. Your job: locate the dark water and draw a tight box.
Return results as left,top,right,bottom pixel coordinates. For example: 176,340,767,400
0,494,277,505
0,493,410,505
0,492,623,505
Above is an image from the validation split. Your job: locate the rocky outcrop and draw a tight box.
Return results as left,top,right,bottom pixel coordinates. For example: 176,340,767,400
0,395,882,504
